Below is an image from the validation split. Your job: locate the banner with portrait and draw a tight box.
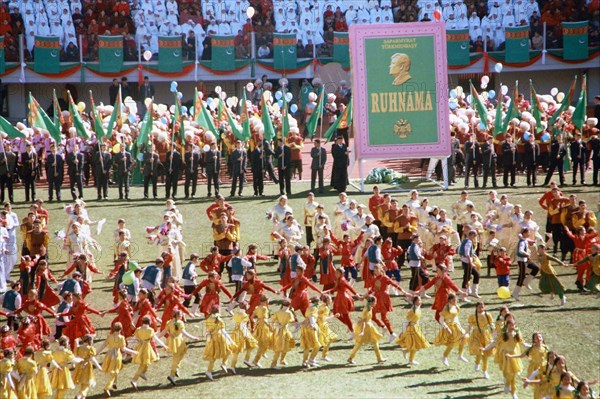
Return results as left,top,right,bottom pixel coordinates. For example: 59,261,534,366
349,23,450,159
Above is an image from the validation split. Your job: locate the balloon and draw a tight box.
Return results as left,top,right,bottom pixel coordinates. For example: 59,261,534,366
290,104,298,113
143,50,152,61
481,75,490,84
449,99,458,110
189,107,194,117
466,94,472,104
160,117,168,124
128,261,139,271
481,82,488,90
488,90,496,99
478,121,487,130
144,98,152,107
285,92,293,102
220,91,227,100
122,271,134,285
277,100,283,108
275,91,283,100
177,92,183,100
181,106,188,114
556,92,565,102
449,89,457,99
497,286,511,299
112,143,120,153
541,133,551,142
494,62,503,73
215,85,222,94
203,144,210,152
501,85,509,95
170,83,177,93
550,87,558,96
246,6,255,19
169,105,176,114
206,97,214,107
456,86,464,96
171,81,178,89
246,82,254,92
137,152,144,161
523,132,531,141
76,102,85,112
433,9,442,21
128,113,136,123
481,91,489,100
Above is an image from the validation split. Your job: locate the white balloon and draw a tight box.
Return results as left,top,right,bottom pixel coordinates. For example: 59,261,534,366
501,85,508,95
481,82,488,90
143,50,152,61
494,62,503,73
220,91,227,100
285,92,293,102
215,86,222,94
550,87,558,96
246,82,254,92
246,6,255,19
481,75,490,84
203,144,210,152
556,92,565,102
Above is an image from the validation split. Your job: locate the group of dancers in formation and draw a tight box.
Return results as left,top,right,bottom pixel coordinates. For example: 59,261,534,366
0,182,597,399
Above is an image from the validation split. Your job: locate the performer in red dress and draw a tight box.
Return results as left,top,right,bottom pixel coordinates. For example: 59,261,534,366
61,292,102,348
102,290,136,338
280,265,322,316
301,245,317,282
34,259,61,307
133,289,160,329
323,268,358,334
330,232,364,283
564,226,599,290
154,283,192,332
191,271,233,317
231,270,278,320
199,246,233,277
367,265,410,341
14,289,57,338
319,237,340,291
17,316,41,356
422,264,466,321
244,243,271,275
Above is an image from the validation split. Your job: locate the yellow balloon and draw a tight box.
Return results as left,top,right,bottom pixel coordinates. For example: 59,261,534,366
112,143,121,153
77,102,86,112
497,286,511,300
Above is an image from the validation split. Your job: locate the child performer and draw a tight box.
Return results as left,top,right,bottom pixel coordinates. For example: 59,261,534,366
434,293,468,367
572,243,600,298
203,306,237,381
181,253,202,316
537,244,569,305
98,322,137,397
395,295,430,365
465,301,494,379
251,295,273,368
16,346,38,399
347,295,387,365
269,299,296,369
489,319,525,399
317,294,338,362
230,269,278,326
422,265,467,322
157,310,200,385
300,297,321,367
323,268,358,338
382,237,404,294
517,332,549,399
228,302,258,373
301,245,317,283
330,232,364,284
50,336,82,399
280,264,323,316
102,289,136,338
61,292,103,349
244,243,271,273
192,271,233,318
494,247,512,289
73,334,102,399
227,247,253,295
130,316,168,390
564,226,598,291
34,340,55,399
0,349,15,399
14,288,57,339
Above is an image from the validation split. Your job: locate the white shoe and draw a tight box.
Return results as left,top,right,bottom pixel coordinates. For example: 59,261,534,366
560,296,567,306
321,356,332,362
483,371,490,379
280,360,288,365
274,365,282,370
263,354,269,359
466,286,471,295
220,364,228,373
252,362,263,369
474,363,481,371
378,358,388,363
504,385,510,394
140,373,147,381
392,288,399,296
206,372,214,381
421,292,431,299
402,350,407,360
512,394,518,399
442,356,449,366
460,296,471,302
309,358,319,366
229,367,236,374
347,358,355,364
302,362,311,368
388,333,397,343
458,355,468,363
409,360,419,365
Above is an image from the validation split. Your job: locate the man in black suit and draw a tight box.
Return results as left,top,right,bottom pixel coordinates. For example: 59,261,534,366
250,140,265,196
21,142,38,202
570,132,587,185
0,143,16,203
143,144,160,199
109,78,119,104
463,133,481,188
138,75,155,115
184,143,200,199
543,134,567,186
66,144,84,200
262,138,278,184
480,135,497,188
94,142,112,200
447,131,460,185
310,139,327,194
165,145,182,199
523,133,540,187
113,145,135,200
45,142,64,202
275,137,291,196
205,141,220,197
330,135,349,193
502,134,517,187
229,140,247,197
588,132,600,186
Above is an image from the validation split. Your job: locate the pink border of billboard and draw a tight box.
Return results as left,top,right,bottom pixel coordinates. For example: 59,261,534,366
349,22,451,159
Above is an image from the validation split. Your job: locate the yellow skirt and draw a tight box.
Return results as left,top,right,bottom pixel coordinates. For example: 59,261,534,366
272,328,295,353
396,324,431,351
203,335,237,361
132,342,159,366
317,321,338,347
434,322,467,348
354,321,383,345
73,362,95,387
50,367,75,391
300,326,320,350
102,348,123,373
167,335,187,356
17,377,37,399
253,322,273,349
35,367,52,398
468,329,494,356
231,329,258,353
501,356,523,378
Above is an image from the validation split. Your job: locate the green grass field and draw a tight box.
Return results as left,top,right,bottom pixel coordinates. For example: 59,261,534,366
12,173,599,399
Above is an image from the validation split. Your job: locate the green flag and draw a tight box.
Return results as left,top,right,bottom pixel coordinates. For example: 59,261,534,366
562,22,589,60
505,26,530,63
137,99,153,147
53,89,63,132
89,91,106,140
502,82,521,132
240,92,251,141
305,90,323,139
68,91,89,140
211,35,235,71
273,33,297,70
493,96,503,136
549,76,577,126
194,89,218,137
324,99,352,142
224,99,243,140
28,93,61,143
106,85,122,137
158,36,183,72
572,74,587,131
98,35,124,72
281,93,289,137
333,32,350,68
0,115,25,138
0,36,5,74
261,93,275,141
469,81,488,126
446,29,470,66
529,80,545,133
33,36,61,73
172,93,185,146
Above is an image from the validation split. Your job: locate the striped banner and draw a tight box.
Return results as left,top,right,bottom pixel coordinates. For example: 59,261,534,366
98,35,123,72
273,33,297,70
562,21,588,60
158,36,183,72
34,36,61,73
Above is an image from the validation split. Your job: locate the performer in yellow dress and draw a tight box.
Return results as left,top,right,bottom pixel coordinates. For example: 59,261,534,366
537,244,568,305
347,295,386,364
269,299,296,369
516,332,550,399
157,310,199,385
491,319,525,399
50,336,81,399
434,293,468,367
317,294,338,362
34,341,54,399
228,302,258,373
130,316,168,390
300,297,321,367
466,302,494,379
203,305,237,381
251,296,272,368
15,347,38,399
73,335,101,399
395,295,430,365
98,322,137,397
0,349,15,399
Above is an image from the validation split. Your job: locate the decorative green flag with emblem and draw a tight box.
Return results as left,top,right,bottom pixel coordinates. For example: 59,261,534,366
194,89,218,137
562,22,588,60
90,91,106,140
273,33,297,70
305,90,323,139
446,29,470,66
137,99,153,147
469,81,489,125
223,99,243,140
0,36,5,74
158,36,183,72
261,93,275,141
34,36,61,73
106,85,122,137
333,32,349,68
68,91,89,139
549,76,577,126
98,35,124,72
211,35,235,71
493,95,503,136
28,93,62,143
572,74,587,131
324,99,352,143
172,93,185,145
504,26,530,63
240,92,251,141
0,115,25,138
529,80,545,133
281,92,290,137
502,82,521,132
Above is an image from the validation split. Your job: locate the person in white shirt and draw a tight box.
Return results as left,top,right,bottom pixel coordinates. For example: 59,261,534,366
495,194,515,249
333,192,350,239
406,190,421,210
181,253,201,315
451,190,474,238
